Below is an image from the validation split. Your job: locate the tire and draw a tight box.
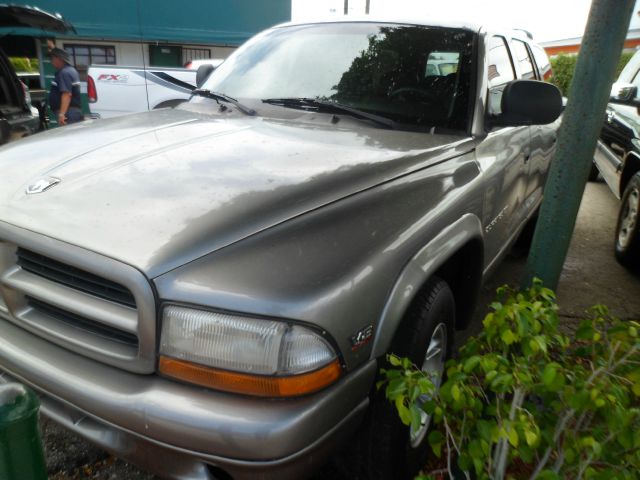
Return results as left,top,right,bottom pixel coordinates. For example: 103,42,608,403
615,172,640,270
588,162,600,182
350,277,455,480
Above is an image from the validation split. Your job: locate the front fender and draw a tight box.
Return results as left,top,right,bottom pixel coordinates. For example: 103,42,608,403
371,213,483,358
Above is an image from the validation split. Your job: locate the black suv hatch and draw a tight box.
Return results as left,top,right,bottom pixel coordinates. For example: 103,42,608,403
0,5,74,32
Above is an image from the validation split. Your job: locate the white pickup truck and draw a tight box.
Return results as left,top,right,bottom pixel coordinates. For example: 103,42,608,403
88,60,223,119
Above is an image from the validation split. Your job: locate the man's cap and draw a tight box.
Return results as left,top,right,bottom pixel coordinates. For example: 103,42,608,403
49,47,71,64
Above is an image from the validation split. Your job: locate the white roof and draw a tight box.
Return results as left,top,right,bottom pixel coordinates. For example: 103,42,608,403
272,16,535,41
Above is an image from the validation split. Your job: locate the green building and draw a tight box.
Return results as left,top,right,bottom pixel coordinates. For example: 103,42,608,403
0,0,291,115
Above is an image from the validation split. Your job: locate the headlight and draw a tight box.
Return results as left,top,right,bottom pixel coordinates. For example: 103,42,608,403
159,305,341,397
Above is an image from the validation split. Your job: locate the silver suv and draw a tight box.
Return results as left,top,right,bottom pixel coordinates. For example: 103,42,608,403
0,19,561,480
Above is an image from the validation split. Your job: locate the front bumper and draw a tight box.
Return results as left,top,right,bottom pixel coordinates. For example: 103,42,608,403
0,317,376,479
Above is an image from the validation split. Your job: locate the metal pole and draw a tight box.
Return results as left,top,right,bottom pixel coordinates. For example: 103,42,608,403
523,0,635,289
366,0,371,14
344,0,349,15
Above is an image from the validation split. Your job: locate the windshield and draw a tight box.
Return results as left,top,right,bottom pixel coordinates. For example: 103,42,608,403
201,22,476,132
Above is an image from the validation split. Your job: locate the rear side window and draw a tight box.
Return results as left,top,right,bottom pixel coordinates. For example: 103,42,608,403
487,35,515,115
531,44,553,81
511,39,536,79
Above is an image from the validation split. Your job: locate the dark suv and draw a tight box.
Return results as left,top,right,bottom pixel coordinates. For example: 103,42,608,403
594,50,640,270
0,5,73,141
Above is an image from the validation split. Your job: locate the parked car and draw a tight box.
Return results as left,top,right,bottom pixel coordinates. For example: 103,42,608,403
88,59,225,118
0,5,73,141
0,19,561,480
593,49,640,270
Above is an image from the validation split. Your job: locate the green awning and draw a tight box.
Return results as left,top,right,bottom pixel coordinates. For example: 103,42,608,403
0,0,291,45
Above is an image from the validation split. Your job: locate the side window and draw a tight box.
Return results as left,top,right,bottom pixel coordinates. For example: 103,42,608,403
531,44,553,81
511,39,536,80
64,44,117,81
487,36,516,115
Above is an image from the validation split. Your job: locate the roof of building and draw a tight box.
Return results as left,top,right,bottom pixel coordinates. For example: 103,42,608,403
540,27,640,48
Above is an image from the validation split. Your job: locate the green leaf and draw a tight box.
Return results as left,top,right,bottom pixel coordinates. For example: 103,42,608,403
477,419,495,442
385,378,407,399
409,404,423,433
463,355,481,373
451,384,461,402
388,355,402,367
575,323,595,341
524,429,538,447
395,396,411,425
501,328,517,345
537,470,561,480
542,363,557,387
428,430,444,457
507,427,519,447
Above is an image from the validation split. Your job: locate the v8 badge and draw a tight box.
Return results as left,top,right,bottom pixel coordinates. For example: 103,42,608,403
350,324,374,351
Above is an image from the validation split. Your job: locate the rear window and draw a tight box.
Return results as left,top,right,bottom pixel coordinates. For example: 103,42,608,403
426,51,460,76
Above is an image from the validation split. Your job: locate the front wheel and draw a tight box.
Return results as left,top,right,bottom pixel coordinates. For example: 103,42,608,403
351,277,455,480
615,172,640,270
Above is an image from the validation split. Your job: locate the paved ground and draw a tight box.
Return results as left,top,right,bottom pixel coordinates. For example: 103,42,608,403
45,181,640,480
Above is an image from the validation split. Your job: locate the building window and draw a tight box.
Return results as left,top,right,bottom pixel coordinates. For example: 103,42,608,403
64,44,116,80
182,47,211,65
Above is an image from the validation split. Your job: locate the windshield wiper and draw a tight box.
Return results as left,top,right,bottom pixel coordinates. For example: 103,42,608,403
262,97,396,129
192,89,256,116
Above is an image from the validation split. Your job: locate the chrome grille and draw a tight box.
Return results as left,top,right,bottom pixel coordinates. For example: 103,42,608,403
0,230,156,374
26,296,139,347
16,248,136,308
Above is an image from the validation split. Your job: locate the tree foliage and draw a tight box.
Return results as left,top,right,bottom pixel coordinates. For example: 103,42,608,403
380,280,640,479
549,51,634,97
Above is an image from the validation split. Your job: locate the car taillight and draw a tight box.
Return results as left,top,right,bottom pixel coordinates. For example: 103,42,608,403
87,75,97,103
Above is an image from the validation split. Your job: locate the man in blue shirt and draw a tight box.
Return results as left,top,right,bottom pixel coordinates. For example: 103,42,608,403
48,48,84,126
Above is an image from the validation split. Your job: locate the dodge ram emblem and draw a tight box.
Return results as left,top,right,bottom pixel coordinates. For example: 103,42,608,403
26,176,60,195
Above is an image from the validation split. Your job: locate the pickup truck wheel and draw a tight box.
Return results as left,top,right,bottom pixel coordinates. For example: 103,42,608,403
353,277,455,480
615,172,640,270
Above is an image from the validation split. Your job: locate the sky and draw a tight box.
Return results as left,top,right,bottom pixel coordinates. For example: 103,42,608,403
291,0,640,42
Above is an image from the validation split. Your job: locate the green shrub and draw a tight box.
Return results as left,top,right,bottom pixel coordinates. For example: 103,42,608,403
550,51,634,97
380,280,640,479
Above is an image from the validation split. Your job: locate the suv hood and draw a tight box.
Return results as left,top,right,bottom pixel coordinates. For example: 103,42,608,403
0,108,471,277
0,5,74,32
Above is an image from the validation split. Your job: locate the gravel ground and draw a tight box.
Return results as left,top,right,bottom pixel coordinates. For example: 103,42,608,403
43,181,640,479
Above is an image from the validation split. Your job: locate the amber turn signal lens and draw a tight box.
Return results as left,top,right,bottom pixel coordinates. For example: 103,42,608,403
159,356,342,397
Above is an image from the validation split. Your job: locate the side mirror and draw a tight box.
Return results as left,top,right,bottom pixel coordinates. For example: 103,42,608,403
195,64,215,88
610,82,638,105
494,79,563,127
